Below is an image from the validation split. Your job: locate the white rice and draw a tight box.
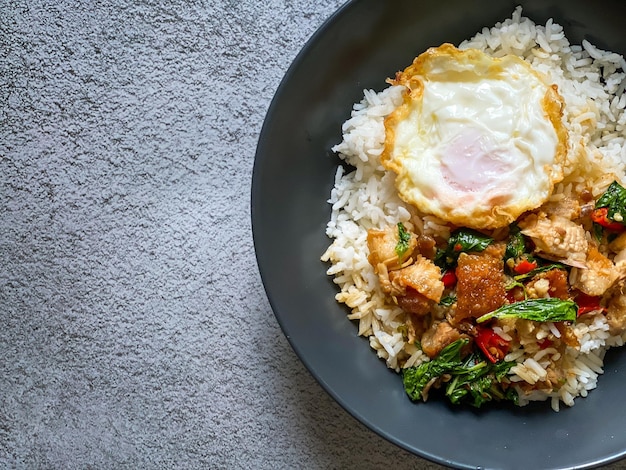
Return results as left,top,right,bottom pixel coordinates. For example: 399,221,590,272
321,7,626,410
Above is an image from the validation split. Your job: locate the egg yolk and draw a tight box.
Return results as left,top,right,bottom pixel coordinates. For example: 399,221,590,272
440,131,515,198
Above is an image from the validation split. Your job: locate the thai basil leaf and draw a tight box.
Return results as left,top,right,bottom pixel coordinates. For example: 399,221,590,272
438,228,493,268
476,298,578,324
593,221,604,241
404,339,518,407
467,375,499,407
395,222,411,258
439,295,457,307
445,353,516,407
493,358,516,382
445,353,489,404
402,339,467,401
505,279,526,292
449,228,493,254
596,180,626,223
468,375,518,407
505,224,526,259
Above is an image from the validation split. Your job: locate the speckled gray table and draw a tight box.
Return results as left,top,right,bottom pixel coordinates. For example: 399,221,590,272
2,1,626,469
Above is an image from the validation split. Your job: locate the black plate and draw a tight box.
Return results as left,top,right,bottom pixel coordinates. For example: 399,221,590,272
251,1,626,468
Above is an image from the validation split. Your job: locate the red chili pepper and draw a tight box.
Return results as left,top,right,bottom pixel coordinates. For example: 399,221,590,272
441,269,457,288
475,328,510,364
513,258,538,275
591,207,625,231
575,292,606,316
506,286,525,304
538,338,554,350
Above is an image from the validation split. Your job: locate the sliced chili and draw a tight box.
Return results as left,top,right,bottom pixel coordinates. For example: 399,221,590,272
441,269,457,288
591,207,625,231
475,328,510,364
513,258,538,275
538,338,554,350
575,292,606,316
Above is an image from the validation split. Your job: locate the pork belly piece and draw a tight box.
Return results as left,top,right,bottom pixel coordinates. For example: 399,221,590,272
607,286,626,335
421,321,464,359
520,211,619,297
388,256,444,302
367,225,417,273
519,213,588,268
538,197,581,220
396,288,433,316
367,225,444,315
368,224,418,295
570,246,619,297
453,245,507,323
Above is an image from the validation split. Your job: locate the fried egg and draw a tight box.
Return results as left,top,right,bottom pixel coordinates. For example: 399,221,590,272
382,44,568,229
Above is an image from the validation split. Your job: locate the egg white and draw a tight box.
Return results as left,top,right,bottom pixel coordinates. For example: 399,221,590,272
382,44,568,229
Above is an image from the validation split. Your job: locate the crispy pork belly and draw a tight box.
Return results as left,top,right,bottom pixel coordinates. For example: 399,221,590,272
388,256,444,302
367,225,416,272
519,213,588,268
570,246,619,297
454,247,506,323
421,321,464,359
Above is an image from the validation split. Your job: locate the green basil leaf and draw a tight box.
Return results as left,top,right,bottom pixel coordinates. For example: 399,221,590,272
596,181,626,223
505,224,526,259
439,228,493,267
439,295,457,307
402,338,467,401
445,352,516,408
476,298,578,323
395,222,411,258
404,339,518,407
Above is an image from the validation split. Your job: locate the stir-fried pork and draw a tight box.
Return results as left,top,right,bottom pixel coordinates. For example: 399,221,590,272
454,244,507,323
396,288,433,316
570,246,620,296
421,321,464,358
607,285,626,335
367,225,445,318
538,197,581,220
388,256,444,301
519,213,588,268
367,225,416,273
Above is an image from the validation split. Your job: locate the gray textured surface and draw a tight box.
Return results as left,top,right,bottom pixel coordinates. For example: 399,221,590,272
1,0,438,468
1,1,625,469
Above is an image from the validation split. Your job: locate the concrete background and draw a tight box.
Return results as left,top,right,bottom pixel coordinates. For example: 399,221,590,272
1,1,625,469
